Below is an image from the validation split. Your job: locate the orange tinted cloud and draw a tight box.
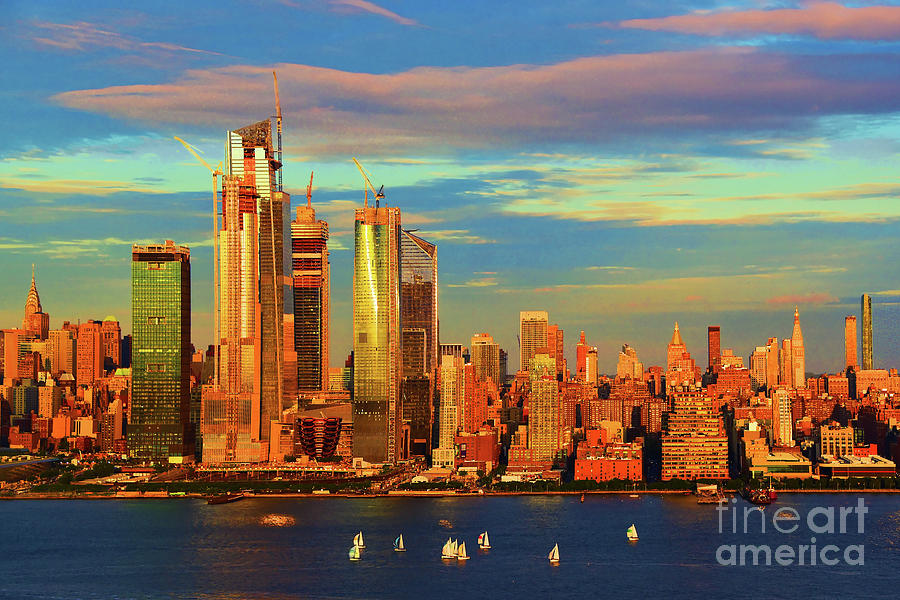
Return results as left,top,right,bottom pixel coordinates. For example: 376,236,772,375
767,292,838,305
614,2,900,41
53,49,900,155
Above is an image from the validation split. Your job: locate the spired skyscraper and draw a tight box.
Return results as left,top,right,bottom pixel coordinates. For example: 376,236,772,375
353,202,403,463
202,81,291,464
129,241,193,462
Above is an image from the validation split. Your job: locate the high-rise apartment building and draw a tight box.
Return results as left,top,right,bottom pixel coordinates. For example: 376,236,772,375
844,315,858,369
353,205,402,463
76,320,103,386
291,190,329,392
528,352,560,462
471,333,500,385
434,352,464,468
519,311,548,373
861,294,874,370
772,389,793,447
100,317,121,369
616,344,643,380
585,346,598,386
576,331,588,381
707,326,721,372
48,329,75,376
129,241,193,462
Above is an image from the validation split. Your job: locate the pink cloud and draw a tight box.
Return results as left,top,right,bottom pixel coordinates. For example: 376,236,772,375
766,292,838,305
52,49,900,155
613,2,900,41
330,0,419,26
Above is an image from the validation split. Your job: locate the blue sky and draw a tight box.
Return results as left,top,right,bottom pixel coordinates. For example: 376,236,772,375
2,1,900,374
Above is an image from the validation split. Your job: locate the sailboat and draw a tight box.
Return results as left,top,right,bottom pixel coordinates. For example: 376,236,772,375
353,531,365,549
626,524,639,541
441,538,456,560
548,543,560,564
394,534,406,552
477,531,491,550
349,545,361,561
457,541,470,561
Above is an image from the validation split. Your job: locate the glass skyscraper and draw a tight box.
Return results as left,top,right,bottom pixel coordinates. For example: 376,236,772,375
353,205,401,463
129,241,193,462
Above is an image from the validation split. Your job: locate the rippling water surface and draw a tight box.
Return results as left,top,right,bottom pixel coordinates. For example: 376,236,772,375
2,494,899,599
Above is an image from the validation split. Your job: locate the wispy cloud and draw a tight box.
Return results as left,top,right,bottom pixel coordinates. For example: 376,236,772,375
279,0,419,26
416,229,495,244
447,276,498,288
53,49,900,155
609,2,900,41
585,265,635,271
28,21,223,57
766,292,839,305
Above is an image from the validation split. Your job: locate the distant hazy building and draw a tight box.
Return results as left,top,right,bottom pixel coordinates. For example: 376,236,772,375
844,315,858,369
861,294,874,370
707,326,721,372
519,311,548,373
128,241,193,462
616,344,643,380
353,204,402,463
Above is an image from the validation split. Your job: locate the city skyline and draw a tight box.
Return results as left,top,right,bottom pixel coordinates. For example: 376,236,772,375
2,1,900,373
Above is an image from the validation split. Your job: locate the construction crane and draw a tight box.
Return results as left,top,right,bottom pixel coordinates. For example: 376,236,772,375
306,171,314,207
352,157,385,209
174,136,223,389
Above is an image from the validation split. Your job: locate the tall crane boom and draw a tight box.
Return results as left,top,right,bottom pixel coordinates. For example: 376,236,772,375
174,136,223,389
352,157,384,209
306,171,314,208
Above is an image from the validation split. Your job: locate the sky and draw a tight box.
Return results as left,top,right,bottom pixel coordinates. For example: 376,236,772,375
2,0,900,374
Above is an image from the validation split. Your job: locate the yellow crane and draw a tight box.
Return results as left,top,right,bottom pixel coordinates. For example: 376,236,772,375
352,157,384,209
306,171,314,207
174,136,223,389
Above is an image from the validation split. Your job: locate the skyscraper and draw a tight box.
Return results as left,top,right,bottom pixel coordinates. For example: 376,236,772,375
22,266,49,340
434,352,463,468
861,294,874,370
100,317,121,370
707,326,721,373
519,311,548,373
353,204,402,463
471,333,500,385
666,322,687,372
844,315,858,369
528,352,560,462
291,187,329,392
575,331,587,381
129,241,192,462
616,344,643,380
399,229,438,459
76,320,103,386
790,308,805,388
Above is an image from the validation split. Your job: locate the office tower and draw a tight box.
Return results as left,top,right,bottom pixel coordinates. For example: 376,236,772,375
616,344,643,380
471,333,500,385
498,349,508,385
790,308,805,388
707,326,721,372
434,352,464,468
129,241,193,462
772,389,793,447
585,346,598,386
779,338,793,389
666,322,687,372
765,337,779,389
401,231,438,374
861,294,874,370
76,321,103,386
576,331,587,381
48,329,75,376
844,316,858,369
226,119,291,439
528,352,560,462
519,311,548,373
100,317,121,370
749,346,767,391
291,188,329,392
546,324,564,378
353,204,402,463
22,266,49,340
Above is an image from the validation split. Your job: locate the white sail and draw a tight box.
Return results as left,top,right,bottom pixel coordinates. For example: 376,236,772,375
397,534,405,551
349,545,360,561
457,541,469,560
353,531,365,548
627,524,639,540
482,531,490,549
441,538,455,559
548,543,560,562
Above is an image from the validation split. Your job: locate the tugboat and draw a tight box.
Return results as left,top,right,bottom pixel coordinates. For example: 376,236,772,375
741,486,773,505
207,492,245,505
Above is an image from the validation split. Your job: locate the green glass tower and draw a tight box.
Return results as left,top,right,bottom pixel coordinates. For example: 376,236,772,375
129,241,193,462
